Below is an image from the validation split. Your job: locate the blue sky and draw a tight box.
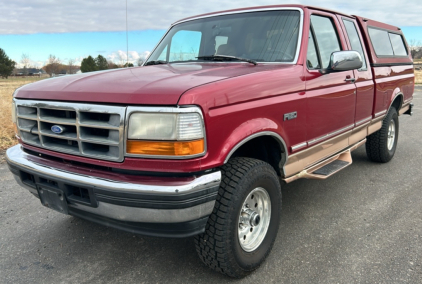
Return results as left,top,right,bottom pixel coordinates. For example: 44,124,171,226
1,1,421,67
1,30,166,67
2,27,420,68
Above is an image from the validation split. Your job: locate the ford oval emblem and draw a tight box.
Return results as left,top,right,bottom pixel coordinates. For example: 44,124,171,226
51,125,64,134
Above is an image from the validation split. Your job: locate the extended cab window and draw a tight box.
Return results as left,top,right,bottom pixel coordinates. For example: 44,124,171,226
310,15,341,69
342,19,367,70
368,28,394,56
389,33,408,56
368,27,408,57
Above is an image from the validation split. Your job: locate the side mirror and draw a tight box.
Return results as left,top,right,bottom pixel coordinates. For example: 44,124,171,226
328,51,363,72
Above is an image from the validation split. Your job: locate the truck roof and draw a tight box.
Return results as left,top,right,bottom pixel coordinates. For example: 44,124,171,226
172,5,403,32
353,15,402,33
172,4,353,25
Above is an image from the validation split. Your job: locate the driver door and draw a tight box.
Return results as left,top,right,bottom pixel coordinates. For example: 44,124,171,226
304,11,357,164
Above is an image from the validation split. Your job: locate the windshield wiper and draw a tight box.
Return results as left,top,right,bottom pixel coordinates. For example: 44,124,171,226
196,55,257,65
144,60,167,66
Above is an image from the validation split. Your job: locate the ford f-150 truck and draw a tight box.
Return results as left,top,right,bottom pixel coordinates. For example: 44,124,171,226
6,4,414,278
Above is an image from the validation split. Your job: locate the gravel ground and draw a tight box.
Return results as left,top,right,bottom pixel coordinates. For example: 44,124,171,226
0,87,421,283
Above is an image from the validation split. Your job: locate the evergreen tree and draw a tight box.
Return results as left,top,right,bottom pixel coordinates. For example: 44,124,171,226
80,56,98,73
95,55,108,70
0,48,16,79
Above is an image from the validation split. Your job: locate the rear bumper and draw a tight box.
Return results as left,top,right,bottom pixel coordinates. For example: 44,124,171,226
6,144,221,237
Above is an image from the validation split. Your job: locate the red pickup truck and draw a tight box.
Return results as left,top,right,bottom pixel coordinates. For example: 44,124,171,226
7,4,414,277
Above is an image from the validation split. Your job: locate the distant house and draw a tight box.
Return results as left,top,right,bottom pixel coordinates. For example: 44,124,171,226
16,68,46,76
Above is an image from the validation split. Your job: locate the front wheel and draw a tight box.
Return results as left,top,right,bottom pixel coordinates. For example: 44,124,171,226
194,157,281,278
366,107,399,163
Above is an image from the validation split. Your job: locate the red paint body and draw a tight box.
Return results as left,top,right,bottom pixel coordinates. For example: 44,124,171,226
14,5,415,176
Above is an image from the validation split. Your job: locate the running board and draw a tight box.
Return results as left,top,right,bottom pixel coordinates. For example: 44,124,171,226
283,138,366,183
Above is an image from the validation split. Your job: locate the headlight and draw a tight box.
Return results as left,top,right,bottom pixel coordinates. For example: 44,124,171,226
126,107,206,158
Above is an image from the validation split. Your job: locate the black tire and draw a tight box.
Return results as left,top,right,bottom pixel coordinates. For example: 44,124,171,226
194,157,281,278
366,107,399,163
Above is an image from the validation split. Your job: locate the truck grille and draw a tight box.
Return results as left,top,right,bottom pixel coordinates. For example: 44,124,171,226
15,100,126,162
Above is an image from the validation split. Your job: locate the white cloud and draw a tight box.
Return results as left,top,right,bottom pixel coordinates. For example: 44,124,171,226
73,56,84,66
107,50,150,65
16,59,45,69
1,0,421,35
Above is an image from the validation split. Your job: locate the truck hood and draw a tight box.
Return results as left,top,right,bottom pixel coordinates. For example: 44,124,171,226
15,64,294,105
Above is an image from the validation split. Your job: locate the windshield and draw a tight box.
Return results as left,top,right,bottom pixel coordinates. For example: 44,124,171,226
146,10,301,64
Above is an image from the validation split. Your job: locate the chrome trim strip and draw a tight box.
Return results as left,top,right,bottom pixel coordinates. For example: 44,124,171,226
145,7,304,66
307,124,355,146
403,98,412,106
224,131,288,174
125,106,207,159
69,201,216,223
6,144,221,196
291,142,307,152
355,116,372,127
374,110,387,118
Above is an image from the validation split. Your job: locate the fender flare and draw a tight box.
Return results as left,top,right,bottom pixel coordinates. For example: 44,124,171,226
387,90,404,113
224,131,288,164
222,121,289,177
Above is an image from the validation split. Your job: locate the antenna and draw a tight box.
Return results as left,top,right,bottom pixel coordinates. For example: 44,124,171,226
126,0,129,67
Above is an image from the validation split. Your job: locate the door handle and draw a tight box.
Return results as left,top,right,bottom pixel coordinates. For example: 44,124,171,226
345,77,356,83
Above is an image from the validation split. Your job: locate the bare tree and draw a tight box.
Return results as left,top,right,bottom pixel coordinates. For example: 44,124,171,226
409,39,422,59
107,60,118,69
44,54,61,77
68,58,76,74
21,53,30,75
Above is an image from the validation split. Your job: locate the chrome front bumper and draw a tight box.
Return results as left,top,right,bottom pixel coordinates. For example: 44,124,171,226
6,145,221,237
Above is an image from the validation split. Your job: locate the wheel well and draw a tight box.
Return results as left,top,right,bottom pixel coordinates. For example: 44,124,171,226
391,94,403,111
229,136,285,176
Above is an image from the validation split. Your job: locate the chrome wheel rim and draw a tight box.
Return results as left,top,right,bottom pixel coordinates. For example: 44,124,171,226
387,119,396,151
238,187,271,252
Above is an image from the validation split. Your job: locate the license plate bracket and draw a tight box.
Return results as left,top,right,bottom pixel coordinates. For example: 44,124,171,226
37,184,69,215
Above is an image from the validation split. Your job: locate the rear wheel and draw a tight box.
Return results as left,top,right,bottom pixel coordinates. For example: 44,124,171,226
366,107,399,163
194,157,281,278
